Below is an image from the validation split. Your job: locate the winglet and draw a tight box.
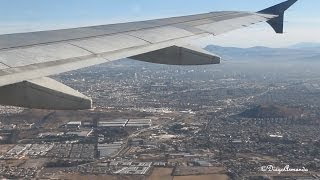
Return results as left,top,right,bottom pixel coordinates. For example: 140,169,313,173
258,0,298,33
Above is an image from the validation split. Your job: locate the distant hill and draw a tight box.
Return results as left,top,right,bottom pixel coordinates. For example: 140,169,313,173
238,105,302,118
204,44,320,62
300,54,320,61
289,42,320,49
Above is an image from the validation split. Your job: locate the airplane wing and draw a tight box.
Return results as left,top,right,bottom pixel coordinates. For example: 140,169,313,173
0,0,297,110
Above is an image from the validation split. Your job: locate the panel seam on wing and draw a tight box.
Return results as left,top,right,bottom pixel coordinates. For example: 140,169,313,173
67,43,96,55
125,34,153,44
67,43,113,63
0,62,11,68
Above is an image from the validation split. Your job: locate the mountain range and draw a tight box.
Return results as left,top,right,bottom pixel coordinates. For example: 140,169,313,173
204,43,320,62
288,42,320,49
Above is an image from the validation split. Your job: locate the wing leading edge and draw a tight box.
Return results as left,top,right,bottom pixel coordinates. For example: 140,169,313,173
0,0,298,110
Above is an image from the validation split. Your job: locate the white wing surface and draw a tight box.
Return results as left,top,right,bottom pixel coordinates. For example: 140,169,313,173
0,0,298,109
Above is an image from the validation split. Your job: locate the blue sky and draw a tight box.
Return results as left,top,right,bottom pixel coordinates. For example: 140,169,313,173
0,0,319,47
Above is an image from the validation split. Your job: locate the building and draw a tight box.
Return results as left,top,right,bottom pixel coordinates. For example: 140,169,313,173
65,121,82,129
98,119,128,127
126,119,152,128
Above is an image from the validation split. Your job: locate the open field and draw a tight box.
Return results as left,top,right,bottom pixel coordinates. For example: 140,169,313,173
173,174,229,180
0,159,25,167
57,174,144,180
0,144,13,154
148,168,173,180
148,167,229,180
173,166,226,176
20,158,48,168
237,153,278,163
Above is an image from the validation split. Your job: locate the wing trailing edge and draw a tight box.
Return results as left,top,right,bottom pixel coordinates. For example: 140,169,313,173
0,77,92,110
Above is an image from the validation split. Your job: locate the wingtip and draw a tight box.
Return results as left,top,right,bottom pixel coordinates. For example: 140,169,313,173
258,0,298,34
258,0,298,15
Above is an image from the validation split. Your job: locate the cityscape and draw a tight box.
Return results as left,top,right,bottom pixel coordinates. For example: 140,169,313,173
0,45,320,179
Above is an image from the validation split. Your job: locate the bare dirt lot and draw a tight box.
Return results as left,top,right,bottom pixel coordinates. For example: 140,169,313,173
173,174,229,180
20,158,48,168
0,144,13,154
148,167,229,180
148,168,173,180
0,159,25,167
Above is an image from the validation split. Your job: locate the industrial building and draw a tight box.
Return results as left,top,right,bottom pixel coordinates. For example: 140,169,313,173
98,141,123,157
